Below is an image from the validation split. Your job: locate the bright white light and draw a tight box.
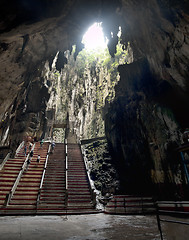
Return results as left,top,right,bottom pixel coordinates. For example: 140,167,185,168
82,22,108,50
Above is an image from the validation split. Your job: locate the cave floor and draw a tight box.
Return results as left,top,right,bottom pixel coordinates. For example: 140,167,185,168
0,213,166,240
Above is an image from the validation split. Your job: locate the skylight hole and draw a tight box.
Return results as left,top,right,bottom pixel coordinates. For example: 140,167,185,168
82,22,108,50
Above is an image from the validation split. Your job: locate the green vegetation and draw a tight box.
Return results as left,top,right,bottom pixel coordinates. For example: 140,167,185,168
50,37,129,140
76,39,128,75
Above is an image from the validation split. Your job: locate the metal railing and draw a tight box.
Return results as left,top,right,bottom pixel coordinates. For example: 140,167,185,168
1,140,25,171
80,144,96,207
36,143,51,206
15,141,25,157
0,152,10,170
156,201,189,240
4,143,36,206
65,138,68,208
112,196,154,213
64,117,96,208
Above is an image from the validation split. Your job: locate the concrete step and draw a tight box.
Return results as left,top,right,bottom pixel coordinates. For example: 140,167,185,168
43,178,65,181
3,167,22,170
68,184,89,187
0,173,18,177
37,204,65,210
14,192,38,196
67,205,93,210
6,205,36,210
9,199,37,205
19,179,41,183
0,190,10,194
0,170,20,173
40,196,65,200
16,186,39,191
39,200,65,205
0,178,16,182
12,195,37,200
17,182,40,187
68,175,86,178
0,200,5,205
40,191,66,195
69,195,91,200
0,182,15,186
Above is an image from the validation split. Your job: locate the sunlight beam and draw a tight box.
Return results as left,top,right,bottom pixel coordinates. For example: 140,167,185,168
82,22,108,50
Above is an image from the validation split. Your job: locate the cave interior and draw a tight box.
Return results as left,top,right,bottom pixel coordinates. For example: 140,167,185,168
1,0,189,200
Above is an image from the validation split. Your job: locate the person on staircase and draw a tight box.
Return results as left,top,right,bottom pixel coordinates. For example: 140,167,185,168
29,142,33,151
29,149,33,160
51,141,55,153
40,139,44,148
26,149,33,171
36,154,40,163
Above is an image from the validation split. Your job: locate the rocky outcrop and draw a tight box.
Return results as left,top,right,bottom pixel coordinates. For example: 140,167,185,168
82,139,120,195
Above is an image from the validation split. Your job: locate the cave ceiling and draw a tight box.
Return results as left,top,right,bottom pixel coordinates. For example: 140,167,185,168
0,0,122,120
0,0,189,123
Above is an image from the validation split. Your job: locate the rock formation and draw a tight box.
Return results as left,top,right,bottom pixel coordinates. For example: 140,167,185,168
0,0,189,198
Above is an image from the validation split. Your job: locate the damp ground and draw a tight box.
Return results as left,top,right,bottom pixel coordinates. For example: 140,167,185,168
0,213,166,240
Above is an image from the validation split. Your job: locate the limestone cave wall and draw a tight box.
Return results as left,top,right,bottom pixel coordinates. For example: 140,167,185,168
0,0,189,198
104,0,189,198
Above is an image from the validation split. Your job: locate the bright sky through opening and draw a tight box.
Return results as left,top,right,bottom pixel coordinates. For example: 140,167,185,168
82,22,108,50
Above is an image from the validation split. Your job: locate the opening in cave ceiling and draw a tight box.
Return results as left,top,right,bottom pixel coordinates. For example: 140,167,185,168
82,22,108,50
50,23,130,142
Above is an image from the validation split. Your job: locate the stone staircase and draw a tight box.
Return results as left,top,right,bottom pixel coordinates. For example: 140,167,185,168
0,151,25,209
67,143,96,214
0,142,49,215
37,143,66,213
0,137,98,215
104,195,155,214
0,138,156,216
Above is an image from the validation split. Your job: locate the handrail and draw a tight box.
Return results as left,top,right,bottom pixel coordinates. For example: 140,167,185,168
0,152,10,170
158,209,189,215
36,143,51,205
160,218,189,225
15,141,25,157
155,201,189,240
4,143,36,206
65,138,68,208
80,144,96,207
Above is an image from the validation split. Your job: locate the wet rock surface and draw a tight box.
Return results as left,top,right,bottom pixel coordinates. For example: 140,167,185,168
82,139,120,195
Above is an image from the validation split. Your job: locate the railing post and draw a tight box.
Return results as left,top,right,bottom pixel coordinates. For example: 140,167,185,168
80,144,96,208
15,141,25,157
36,143,51,208
115,198,117,213
124,198,126,213
92,189,96,207
155,202,164,240
141,196,144,212
65,138,68,209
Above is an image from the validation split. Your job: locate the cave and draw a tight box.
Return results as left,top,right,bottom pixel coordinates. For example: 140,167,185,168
1,0,189,216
